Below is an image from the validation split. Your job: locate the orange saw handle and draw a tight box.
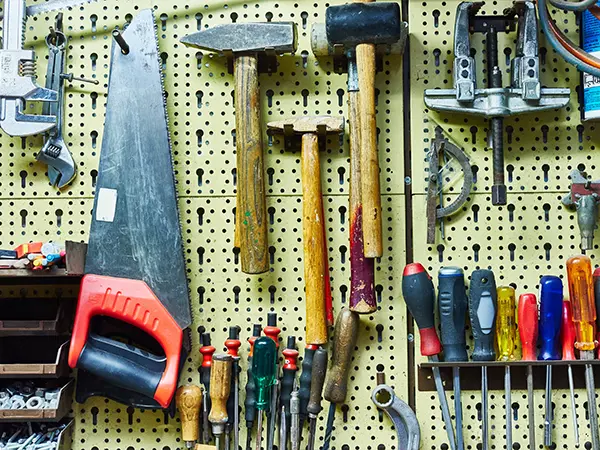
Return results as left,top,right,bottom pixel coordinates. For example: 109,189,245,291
68,274,184,408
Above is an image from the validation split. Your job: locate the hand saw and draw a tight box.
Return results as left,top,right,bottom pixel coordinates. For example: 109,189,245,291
68,9,191,409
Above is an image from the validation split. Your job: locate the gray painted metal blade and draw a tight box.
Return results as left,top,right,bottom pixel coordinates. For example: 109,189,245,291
26,0,99,16
86,8,191,329
180,22,297,54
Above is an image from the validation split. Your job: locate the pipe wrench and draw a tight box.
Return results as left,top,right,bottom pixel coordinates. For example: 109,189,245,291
0,0,58,136
37,29,76,188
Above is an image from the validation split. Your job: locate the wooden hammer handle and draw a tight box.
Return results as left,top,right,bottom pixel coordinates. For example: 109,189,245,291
302,133,328,345
234,55,269,274
356,42,382,258
348,90,376,314
176,385,202,443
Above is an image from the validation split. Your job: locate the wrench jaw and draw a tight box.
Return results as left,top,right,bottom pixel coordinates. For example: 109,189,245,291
37,137,76,188
0,98,58,137
371,384,421,450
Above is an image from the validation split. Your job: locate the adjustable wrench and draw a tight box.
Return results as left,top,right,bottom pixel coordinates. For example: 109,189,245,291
0,0,58,136
371,384,420,450
37,29,76,188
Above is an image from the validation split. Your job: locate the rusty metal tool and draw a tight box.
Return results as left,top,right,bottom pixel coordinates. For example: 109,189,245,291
562,169,600,251
181,23,297,274
426,127,473,244
267,116,344,345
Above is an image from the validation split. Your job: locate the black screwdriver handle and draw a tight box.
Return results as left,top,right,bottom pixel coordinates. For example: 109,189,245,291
298,344,318,425
307,348,328,416
438,267,468,362
244,324,262,426
401,263,442,356
468,269,497,362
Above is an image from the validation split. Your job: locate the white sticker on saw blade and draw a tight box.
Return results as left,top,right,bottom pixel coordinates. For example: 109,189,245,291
96,188,118,222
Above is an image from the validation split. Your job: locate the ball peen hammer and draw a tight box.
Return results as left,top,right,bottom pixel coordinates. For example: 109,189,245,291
267,116,344,345
181,23,298,274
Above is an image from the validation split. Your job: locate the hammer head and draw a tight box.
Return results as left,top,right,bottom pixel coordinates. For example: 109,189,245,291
180,22,297,54
267,116,344,136
325,3,401,48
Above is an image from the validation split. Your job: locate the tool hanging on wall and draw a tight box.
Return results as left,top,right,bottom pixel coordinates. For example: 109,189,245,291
371,373,420,450
39,16,97,189
176,385,203,449
267,116,344,345
322,2,403,258
68,10,192,409
517,293,538,450
426,127,473,244
562,169,600,251
180,22,298,275
424,1,570,206
0,0,59,136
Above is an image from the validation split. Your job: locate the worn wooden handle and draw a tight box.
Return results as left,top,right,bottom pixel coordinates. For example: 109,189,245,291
208,354,233,427
302,133,328,345
356,43,382,258
234,55,269,274
176,385,202,443
324,308,359,404
348,90,376,314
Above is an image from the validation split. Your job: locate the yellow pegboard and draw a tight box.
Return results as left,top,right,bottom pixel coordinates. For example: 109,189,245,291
1,0,594,449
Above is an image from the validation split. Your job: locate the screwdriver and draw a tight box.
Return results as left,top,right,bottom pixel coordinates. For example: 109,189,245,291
298,344,318,433
200,333,216,444
322,308,359,450
495,286,516,450
517,293,538,450
252,336,277,450
562,299,580,446
209,354,233,450
307,348,328,450
567,255,600,450
539,275,563,447
468,269,497,450
245,324,262,450
290,383,300,450
593,267,600,357
437,266,467,450
280,337,299,450
264,313,281,450
403,263,456,450
224,327,241,450
176,385,203,448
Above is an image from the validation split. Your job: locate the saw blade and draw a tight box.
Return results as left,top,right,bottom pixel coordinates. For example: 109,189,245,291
25,0,99,16
85,8,191,330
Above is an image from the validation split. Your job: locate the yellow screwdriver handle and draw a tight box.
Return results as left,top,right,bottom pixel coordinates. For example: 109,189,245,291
496,286,516,361
567,255,597,351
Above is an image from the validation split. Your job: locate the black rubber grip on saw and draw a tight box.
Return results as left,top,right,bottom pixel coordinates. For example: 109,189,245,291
326,2,401,47
77,333,164,400
298,345,317,426
468,269,498,362
438,267,468,362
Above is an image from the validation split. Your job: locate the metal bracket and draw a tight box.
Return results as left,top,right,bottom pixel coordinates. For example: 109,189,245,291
562,169,600,251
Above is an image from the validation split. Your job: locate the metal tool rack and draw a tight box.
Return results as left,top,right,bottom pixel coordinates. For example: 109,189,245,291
0,0,592,448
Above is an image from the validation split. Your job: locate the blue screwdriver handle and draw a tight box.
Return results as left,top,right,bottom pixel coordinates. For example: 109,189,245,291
538,275,563,361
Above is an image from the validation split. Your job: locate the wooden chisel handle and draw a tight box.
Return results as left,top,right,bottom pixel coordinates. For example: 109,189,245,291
302,132,328,345
234,54,269,274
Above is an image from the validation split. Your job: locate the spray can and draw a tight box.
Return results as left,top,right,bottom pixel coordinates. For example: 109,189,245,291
583,5,600,120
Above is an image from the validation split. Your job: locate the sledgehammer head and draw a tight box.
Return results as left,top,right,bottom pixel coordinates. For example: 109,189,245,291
267,116,345,137
180,22,298,54
325,3,402,48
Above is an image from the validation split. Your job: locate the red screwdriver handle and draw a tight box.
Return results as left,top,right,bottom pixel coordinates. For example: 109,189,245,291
517,293,538,361
401,263,442,357
562,300,577,361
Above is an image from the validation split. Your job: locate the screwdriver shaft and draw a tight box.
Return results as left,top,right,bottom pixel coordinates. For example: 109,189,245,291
584,358,600,450
279,406,287,450
526,365,535,450
430,357,457,450
234,374,240,450
452,367,464,450
482,367,489,450
544,366,552,447
505,366,512,449
203,390,210,444
307,418,317,450
322,404,335,450
567,364,580,446
255,413,263,450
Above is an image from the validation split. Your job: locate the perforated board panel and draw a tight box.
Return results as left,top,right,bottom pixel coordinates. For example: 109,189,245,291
411,2,596,450
1,0,407,449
